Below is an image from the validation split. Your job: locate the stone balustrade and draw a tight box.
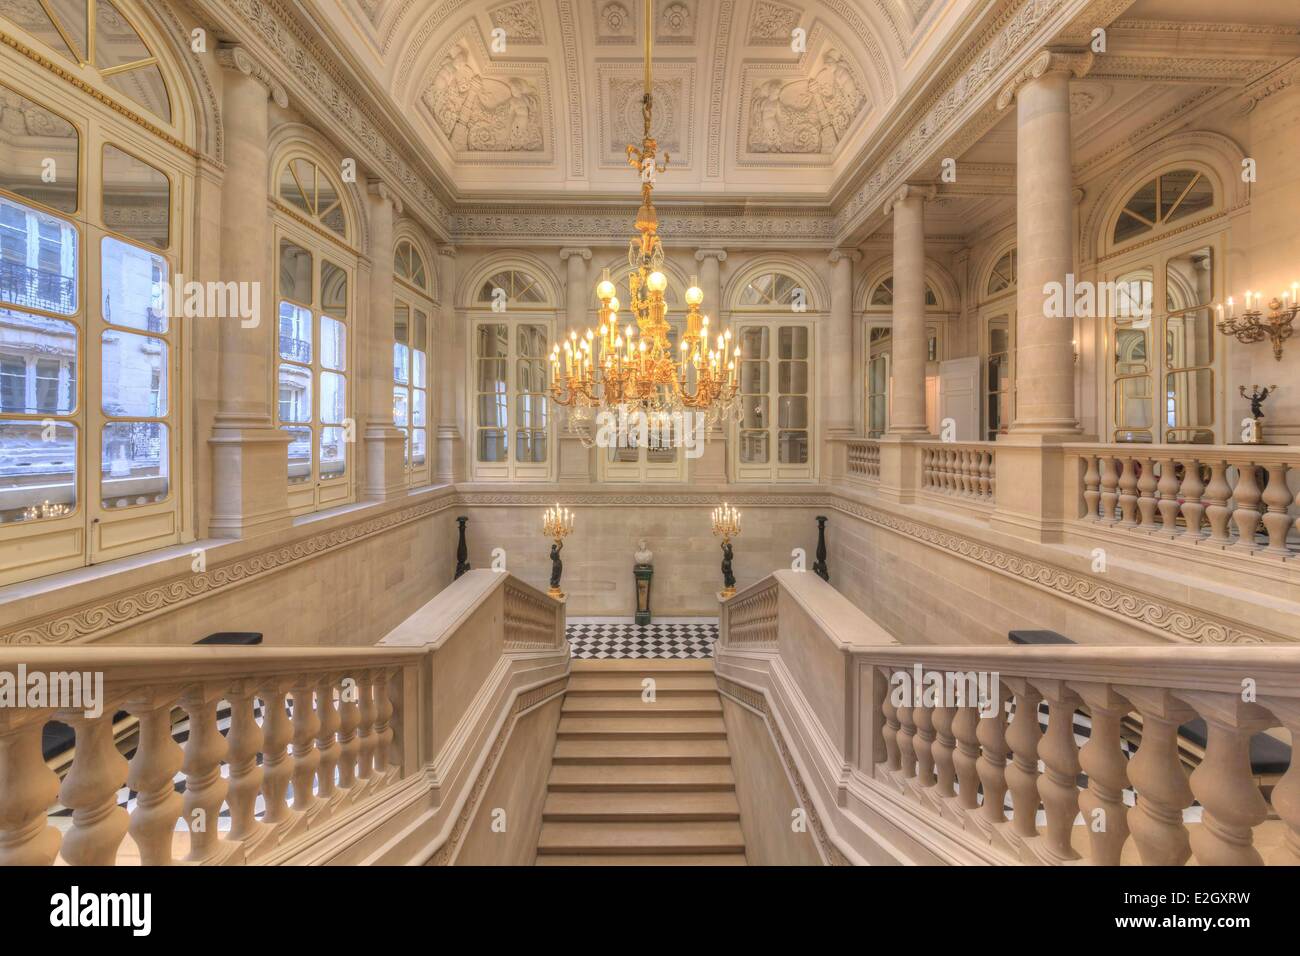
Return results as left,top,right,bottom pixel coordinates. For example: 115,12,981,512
919,443,997,504
846,439,881,484
1069,445,1300,557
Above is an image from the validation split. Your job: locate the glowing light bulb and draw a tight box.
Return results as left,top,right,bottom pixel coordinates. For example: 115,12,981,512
596,269,616,301
685,284,703,307
647,271,668,294
609,297,620,313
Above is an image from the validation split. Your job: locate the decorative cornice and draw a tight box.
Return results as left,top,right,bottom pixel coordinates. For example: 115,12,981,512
995,48,1094,111
216,44,289,109
1242,57,1300,113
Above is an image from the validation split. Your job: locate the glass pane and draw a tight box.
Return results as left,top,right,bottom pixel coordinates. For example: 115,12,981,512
739,361,768,395
101,61,169,122
278,240,312,304
1116,377,1153,430
412,349,427,389
476,358,506,393
1124,179,1157,225
0,1,80,59
741,395,767,429
739,430,768,464
317,171,343,235
96,1,170,122
516,393,547,429
320,426,346,478
518,323,547,357
320,315,345,371
393,342,409,385
778,360,807,394
394,303,409,345
320,260,347,320
412,388,426,428
1112,268,1153,323
1166,369,1214,429
989,325,1008,354
393,386,409,428
1166,308,1213,370
283,425,312,483
1166,247,1213,313
0,195,78,314
1114,326,1148,375
739,327,768,359
277,363,311,423
101,236,166,332
477,429,507,462
778,395,807,428
0,308,77,413
0,84,79,213
0,418,76,521
413,310,427,352
320,371,345,425
779,326,807,359
477,392,507,428
100,420,167,506
870,279,892,306
1165,172,1213,224
101,329,165,417
279,161,311,216
778,430,808,464
278,302,312,363
517,358,545,393
411,427,426,466
102,144,168,248
477,323,508,357
516,429,546,462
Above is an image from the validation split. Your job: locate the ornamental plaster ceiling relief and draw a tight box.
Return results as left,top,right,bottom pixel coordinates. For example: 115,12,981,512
597,62,696,168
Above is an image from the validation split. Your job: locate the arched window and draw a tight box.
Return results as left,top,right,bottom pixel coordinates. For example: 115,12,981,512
277,158,348,239
477,269,548,306
986,250,1017,297
395,238,429,293
2,0,174,123
1113,169,1214,246
867,276,939,308
736,271,807,309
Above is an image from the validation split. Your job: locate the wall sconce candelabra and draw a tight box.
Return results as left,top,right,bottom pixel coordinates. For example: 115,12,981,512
23,500,70,522
543,503,574,600
1216,285,1297,360
711,502,741,599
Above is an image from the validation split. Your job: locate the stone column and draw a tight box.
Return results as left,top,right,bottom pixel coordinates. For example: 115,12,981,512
558,247,593,481
886,185,934,435
695,249,727,318
435,247,463,482
208,46,292,538
363,181,407,500
999,51,1091,436
694,249,729,481
827,248,859,437
560,247,591,331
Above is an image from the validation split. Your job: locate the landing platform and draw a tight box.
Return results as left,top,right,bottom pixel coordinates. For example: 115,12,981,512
565,617,718,660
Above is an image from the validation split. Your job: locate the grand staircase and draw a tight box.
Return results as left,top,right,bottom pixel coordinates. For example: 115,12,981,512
536,659,747,865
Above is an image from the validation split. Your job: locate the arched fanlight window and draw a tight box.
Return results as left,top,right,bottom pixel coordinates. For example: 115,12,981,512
1,0,173,123
737,271,808,308
476,269,548,305
867,276,939,308
986,250,1017,297
277,158,348,239
394,238,428,291
1113,169,1214,245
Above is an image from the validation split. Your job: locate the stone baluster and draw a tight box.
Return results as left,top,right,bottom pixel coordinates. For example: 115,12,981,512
931,705,957,800
879,668,901,773
1182,692,1271,866
125,697,183,865
1155,457,1181,536
1267,701,1300,864
1073,683,1131,865
895,698,918,783
978,451,992,500
378,668,399,777
1203,460,1233,545
224,683,267,845
1230,463,1263,552
0,714,61,865
1179,458,1205,538
315,675,341,804
290,681,321,815
356,673,378,786
338,675,362,792
57,711,128,866
1260,462,1294,556
951,703,982,812
179,685,229,862
259,682,294,826
1118,457,1139,527
1120,687,1195,865
1032,680,1082,861
1136,457,1158,529
1004,679,1043,841
913,701,936,789
975,683,1010,831
1082,454,1101,519
1099,456,1119,524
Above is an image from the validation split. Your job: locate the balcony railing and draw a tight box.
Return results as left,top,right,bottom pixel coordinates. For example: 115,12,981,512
0,259,76,314
846,439,880,483
921,443,996,505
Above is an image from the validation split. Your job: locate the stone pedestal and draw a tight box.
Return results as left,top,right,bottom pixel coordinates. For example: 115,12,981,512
635,565,653,625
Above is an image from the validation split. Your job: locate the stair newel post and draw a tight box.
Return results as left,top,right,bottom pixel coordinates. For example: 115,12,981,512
125,692,184,865
1002,677,1043,843
1117,686,1195,865
179,683,230,862
0,710,61,866
878,667,901,774
1181,692,1271,866
813,515,829,582
290,679,322,817
974,680,1010,833
56,706,128,866
1073,682,1132,865
455,515,470,578
1031,680,1082,862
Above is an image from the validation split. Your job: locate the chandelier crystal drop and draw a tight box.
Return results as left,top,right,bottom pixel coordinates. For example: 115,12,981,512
549,0,741,427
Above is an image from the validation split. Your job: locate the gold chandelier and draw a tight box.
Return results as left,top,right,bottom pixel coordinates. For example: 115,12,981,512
549,0,739,423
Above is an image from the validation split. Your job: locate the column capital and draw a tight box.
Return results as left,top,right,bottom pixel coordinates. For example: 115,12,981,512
215,45,288,109
996,48,1094,111
828,247,861,266
884,183,936,218
695,248,728,263
559,247,592,261
367,179,404,217
438,245,458,259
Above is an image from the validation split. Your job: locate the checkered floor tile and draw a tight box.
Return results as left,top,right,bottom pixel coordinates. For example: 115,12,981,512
566,618,718,659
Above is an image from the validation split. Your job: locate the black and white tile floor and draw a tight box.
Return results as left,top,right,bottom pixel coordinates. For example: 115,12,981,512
566,617,718,660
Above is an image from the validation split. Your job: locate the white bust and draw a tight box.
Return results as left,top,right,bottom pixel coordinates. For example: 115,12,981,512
634,539,653,565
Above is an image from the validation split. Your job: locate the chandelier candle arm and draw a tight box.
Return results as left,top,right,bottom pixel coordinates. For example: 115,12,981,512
1216,282,1298,361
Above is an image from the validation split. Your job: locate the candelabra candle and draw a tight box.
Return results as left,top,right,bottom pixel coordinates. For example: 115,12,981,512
1216,282,1299,360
